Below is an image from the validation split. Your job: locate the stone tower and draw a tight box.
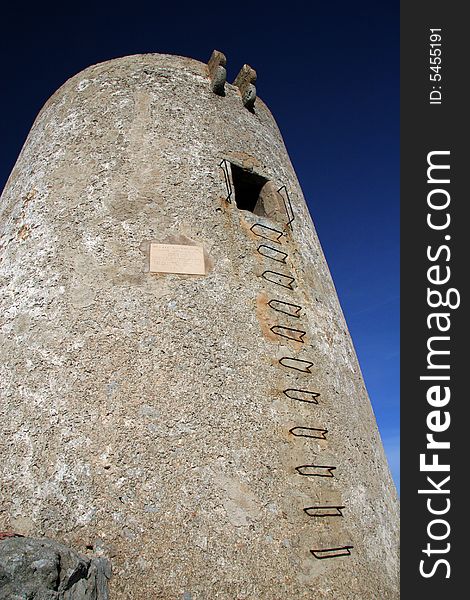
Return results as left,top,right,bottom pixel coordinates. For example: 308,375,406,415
0,52,399,598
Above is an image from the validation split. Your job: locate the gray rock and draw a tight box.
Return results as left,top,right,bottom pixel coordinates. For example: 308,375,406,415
0,537,111,600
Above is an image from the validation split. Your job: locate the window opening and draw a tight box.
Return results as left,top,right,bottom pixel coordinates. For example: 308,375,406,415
230,163,268,214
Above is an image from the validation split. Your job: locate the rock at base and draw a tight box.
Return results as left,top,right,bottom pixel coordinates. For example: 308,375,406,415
0,536,111,599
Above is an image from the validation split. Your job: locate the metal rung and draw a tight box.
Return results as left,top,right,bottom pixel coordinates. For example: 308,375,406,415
279,357,313,373
310,546,353,560
283,389,320,404
268,299,302,318
262,271,295,290
219,159,233,203
295,464,336,478
257,244,288,264
250,223,284,243
289,427,327,439
304,506,345,518
270,326,306,343
277,185,295,228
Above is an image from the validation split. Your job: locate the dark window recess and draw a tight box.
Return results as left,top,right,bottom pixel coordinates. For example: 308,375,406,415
230,163,268,214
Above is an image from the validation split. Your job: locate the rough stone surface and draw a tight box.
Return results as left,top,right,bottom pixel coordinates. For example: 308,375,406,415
0,536,111,599
0,53,399,598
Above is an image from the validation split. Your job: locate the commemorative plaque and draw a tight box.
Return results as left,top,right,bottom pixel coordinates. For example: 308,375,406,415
149,243,205,275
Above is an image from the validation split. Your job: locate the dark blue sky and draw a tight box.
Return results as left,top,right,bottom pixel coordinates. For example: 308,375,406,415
0,5,399,487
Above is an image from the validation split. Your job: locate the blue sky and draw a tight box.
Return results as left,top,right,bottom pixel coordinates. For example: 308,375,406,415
0,4,399,488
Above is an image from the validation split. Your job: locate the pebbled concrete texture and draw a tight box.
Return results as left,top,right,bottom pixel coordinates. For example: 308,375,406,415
0,53,399,598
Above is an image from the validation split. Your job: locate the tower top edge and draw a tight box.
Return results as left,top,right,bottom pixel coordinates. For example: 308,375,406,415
78,52,208,77
38,51,272,122
48,52,208,97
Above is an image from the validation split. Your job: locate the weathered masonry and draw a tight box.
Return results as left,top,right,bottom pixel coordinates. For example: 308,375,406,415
0,51,399,599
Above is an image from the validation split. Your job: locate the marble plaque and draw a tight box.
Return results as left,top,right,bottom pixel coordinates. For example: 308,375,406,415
149,243,205,275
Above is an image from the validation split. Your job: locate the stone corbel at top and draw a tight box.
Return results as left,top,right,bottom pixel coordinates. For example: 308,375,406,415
207,50,227,96
233,64,257,111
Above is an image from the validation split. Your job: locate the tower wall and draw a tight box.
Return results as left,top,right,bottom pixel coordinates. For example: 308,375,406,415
0,54,399,598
